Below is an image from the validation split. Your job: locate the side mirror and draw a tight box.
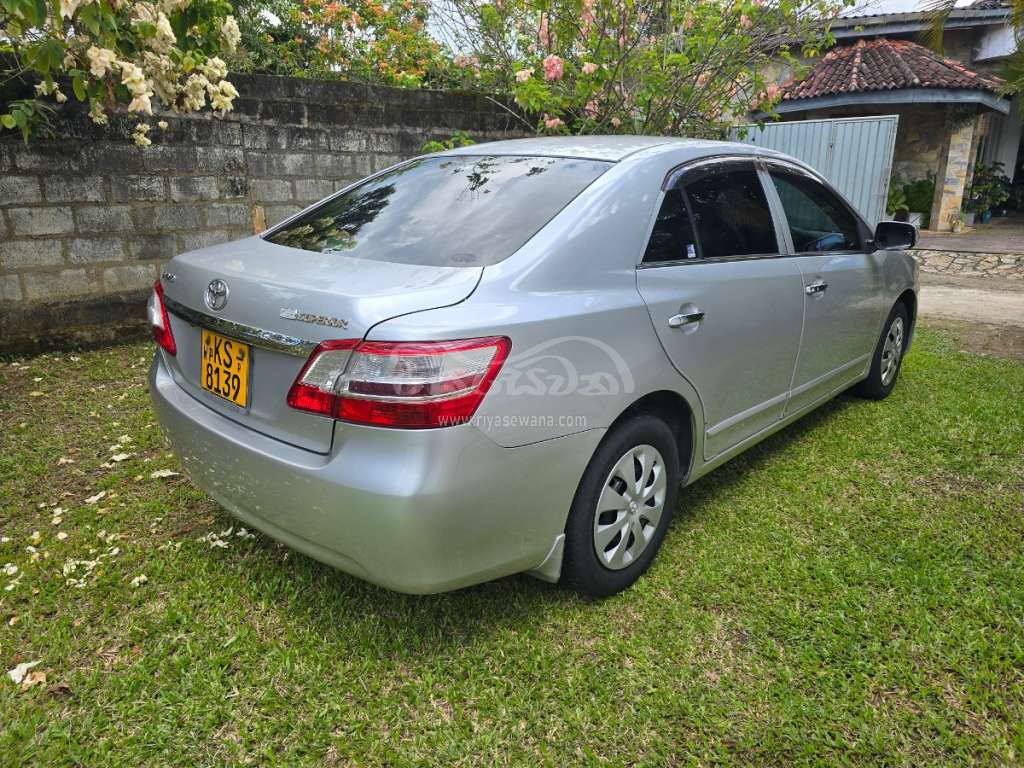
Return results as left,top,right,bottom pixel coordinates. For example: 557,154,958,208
872,220,917,251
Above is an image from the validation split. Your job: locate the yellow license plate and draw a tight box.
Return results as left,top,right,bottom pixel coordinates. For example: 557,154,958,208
201,329,250,407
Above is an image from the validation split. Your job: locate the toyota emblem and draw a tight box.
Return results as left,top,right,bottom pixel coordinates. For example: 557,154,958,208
204,279,229,311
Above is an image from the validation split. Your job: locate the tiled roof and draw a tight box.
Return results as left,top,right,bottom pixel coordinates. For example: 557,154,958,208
780,38,1005,102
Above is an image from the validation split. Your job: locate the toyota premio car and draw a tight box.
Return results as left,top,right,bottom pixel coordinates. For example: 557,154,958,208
149,136,918,597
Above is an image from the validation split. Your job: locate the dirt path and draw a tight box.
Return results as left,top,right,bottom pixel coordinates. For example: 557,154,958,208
918,273,1024,359
919,273,1024,327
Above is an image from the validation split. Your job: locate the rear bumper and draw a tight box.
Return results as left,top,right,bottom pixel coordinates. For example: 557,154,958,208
149,353,602,593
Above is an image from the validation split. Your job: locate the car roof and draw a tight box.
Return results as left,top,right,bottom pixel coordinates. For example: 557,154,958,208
438,135,788,164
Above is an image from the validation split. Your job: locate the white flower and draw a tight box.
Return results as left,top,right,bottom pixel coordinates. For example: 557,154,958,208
514,68,532,83
1,563,16,576
151,12,176,53
128,93,153,115
87,46,117,78
132,123,152,147
157,120,168,130
221,15,241,53
55,89,67,104
59,0,84,18
89,100,109,126
130,574,148,587
200,56,227,83
208,79,238,114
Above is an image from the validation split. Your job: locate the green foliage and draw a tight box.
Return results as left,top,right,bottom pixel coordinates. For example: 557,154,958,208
435,0,853,135
967,162,1011,214
903,174,935,215
886,177,908,214
1,0,241,144
227,0,448,86
419,131,475,154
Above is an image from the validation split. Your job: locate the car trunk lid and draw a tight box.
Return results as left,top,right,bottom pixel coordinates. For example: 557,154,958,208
160,236,482,453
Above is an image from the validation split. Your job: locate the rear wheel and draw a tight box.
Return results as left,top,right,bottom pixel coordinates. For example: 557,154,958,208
562,415,680,597
855,303,909,400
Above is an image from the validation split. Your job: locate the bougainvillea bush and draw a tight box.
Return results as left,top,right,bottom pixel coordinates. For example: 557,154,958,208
1,0,241,143
229,0,448,87
434,0,851,135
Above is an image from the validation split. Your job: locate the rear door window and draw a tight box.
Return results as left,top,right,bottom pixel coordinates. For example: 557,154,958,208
643,189,699,264
769,169,862,253
683,165,778,259
264,155,610,267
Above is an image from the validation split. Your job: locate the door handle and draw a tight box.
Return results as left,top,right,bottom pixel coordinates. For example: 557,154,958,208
805,280,828,295
668,309,705,328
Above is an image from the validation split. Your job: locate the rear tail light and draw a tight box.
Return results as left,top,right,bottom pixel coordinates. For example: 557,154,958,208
287,336,511,429
148,280,176,356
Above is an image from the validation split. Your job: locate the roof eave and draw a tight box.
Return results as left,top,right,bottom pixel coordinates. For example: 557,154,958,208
754,88,1011,118
830,8,1012,40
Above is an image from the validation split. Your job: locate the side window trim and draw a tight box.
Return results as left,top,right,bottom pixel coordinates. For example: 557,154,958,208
760,159,871,255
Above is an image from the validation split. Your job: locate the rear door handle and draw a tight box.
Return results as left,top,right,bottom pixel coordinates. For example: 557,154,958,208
668,310,705,328
805,280,828,295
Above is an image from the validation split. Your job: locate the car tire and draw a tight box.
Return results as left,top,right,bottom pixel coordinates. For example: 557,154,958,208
854,302,909,401
561,415,680,598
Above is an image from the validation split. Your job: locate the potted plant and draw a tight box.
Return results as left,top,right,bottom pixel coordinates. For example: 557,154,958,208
903,174,935,229
949,210,964,233
886,178,909,221
967,162,1011,224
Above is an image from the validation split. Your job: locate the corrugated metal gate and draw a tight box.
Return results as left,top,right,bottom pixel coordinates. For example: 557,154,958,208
729,115,899,226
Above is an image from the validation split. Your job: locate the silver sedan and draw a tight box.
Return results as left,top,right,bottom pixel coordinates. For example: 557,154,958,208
149,136,918,596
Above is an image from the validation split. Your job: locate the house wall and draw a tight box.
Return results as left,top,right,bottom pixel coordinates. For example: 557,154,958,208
0,74,526,354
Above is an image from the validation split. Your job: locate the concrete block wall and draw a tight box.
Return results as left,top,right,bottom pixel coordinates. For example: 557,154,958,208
0,74,525,353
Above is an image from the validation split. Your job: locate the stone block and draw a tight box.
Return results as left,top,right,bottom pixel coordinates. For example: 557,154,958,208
222,176,249,199
75,205,134,233
128,234,180,261
0,239,64,269
103,263,157,292
43,176,106,203
252,178,293,202
290,128,330,151
8,206,74,236
294,179,336,202
22,268,97,301
315,153,353,178
265,204,302,227
329,130,366,152
207,203,251,227
0,175,43,204
196,147,246,172
132,204,203,231
261,100,307,125
0,274,21,302
179,229,236,253
67,237,126,264
170,176,221,202
111,175,167,202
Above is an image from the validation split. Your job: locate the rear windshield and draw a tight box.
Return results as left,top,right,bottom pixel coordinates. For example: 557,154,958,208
263,155,611,267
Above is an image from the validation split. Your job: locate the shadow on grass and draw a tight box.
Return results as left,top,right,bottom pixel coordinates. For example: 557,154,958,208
203,392,864,657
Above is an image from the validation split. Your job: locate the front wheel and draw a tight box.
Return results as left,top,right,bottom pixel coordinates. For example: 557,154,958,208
854,303,909,400
561,415,680,598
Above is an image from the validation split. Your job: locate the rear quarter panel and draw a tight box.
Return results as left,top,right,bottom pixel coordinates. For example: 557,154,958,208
368,154,707,451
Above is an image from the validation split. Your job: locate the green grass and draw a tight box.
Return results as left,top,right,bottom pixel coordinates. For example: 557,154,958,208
1,326,1022,766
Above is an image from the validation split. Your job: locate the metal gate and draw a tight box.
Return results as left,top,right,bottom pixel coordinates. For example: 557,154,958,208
729,115,899,226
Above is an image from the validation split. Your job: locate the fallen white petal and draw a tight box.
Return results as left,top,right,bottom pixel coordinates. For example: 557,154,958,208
7,661,40,685
149,470,180,479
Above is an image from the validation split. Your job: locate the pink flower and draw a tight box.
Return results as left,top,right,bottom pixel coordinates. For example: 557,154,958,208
538,13,552,47
764,83,780,101
515,68,532,83
682,13,694,29
752,0,764,5
696,72,708,87
581,61,598,75
739,14,752,29
543,115,564,130
610,117,621,128
453,55,470,68
584,100,599,118
542,54,564,81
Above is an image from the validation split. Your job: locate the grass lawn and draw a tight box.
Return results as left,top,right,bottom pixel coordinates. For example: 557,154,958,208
1,325,1022,766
